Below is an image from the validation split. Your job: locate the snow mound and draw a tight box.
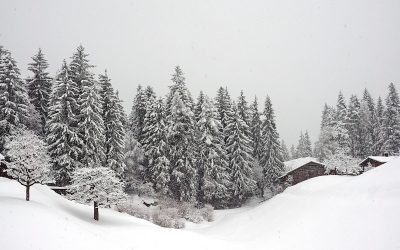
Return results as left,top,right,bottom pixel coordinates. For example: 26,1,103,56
1,157,400,250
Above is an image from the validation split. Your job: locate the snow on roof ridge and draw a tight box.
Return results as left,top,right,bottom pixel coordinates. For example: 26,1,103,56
0,153,4,161
282,157,324,176
359,155,398,165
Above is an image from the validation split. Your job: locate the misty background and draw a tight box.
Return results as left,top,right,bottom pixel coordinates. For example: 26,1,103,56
1,0,399,147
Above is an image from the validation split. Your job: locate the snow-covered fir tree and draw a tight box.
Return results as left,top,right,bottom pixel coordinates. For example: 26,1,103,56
194,91,206,122
290,144,296,160
225,103,256,205
5,129,53,201
362,89,378,154
215,87,233,139
165,66,194,114
123,131,146,194
128,85,147,141
381,83,400,155
26,48,52,133
0,51,30,129
249,96,262,160
69,45,93,94
68,166,126,221
281,140,290,161
46,61,82,186
142,97,171,194
295,132,306,157
78,77,105,168
295,131,313,158
196,96,231,207
259,97,284,192
346,95,361,157
334,92,350,152
98,71,126,177
167,91,197,202
373,96,385,154
358,100,372,158
314,103,338,160
237,90,251,125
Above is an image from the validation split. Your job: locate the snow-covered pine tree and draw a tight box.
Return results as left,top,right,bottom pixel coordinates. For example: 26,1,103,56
167,91,197,202
69,45,93,95
334,92,350,153
295,132,305,157
346,95,361,157
98,71,126,177
128,85,147,141
196,96,231,207
165,66,194,118
215,87,233,133
314,104,338,160
320,103,336,128
69,166,126,221
281,140,290,161
5,129,53,201
295,131,312,158
358,100,372,158
123,131,146,194
373,97,385,154
46,61,82,186
194,91,206,122
303,131,313,157
225,102,256,205
259,96,284,193
362,89,378,153
142,97,170,194
381,83,400,155
78,77,105,168
26,48,52,133
290,144,296,160
249,96,262,160
237,90,251,125
0,52,30,128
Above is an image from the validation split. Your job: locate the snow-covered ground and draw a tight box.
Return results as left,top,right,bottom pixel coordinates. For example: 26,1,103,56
1,158,400,250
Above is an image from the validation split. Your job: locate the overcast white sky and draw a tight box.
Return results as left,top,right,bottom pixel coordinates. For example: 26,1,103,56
1,0,400,147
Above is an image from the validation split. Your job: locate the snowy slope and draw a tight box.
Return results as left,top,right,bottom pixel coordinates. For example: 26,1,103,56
1,158,400,250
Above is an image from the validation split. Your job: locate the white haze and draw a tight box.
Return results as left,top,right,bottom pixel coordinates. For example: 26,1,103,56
1,0,400,146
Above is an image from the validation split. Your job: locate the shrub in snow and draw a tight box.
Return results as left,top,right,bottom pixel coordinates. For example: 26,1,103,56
152,208,184,229
68,167,127,221
200,204,214,222
324,150,362,175
116,201,152,221
4,129,53,201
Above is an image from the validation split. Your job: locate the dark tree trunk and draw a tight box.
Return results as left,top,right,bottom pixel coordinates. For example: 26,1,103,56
26,185,30,201
94,201,99,221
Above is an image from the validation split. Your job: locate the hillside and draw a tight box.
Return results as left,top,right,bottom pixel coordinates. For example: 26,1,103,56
1,158,400,250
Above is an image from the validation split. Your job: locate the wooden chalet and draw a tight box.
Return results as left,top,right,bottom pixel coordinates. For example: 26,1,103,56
359,156,397,172
279,157,326,185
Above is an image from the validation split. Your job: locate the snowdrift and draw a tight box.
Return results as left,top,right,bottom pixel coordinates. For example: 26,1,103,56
1,158,400,250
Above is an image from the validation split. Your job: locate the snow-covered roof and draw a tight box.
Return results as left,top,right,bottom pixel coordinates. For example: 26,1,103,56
359,156,398,165
282,157,324,176
0,153,4,161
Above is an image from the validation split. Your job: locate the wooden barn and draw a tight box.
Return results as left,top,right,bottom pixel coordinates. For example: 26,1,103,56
359,156,397,172
279,157,326,185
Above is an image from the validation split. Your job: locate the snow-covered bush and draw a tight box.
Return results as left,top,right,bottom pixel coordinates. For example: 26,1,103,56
68,167,127,221
200,204,214,222
152,208,184,229
324,150,362,175
4,129,53,201
116,201,152,221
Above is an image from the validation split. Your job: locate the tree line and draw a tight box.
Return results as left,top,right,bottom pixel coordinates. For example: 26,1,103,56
0,45,286,209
